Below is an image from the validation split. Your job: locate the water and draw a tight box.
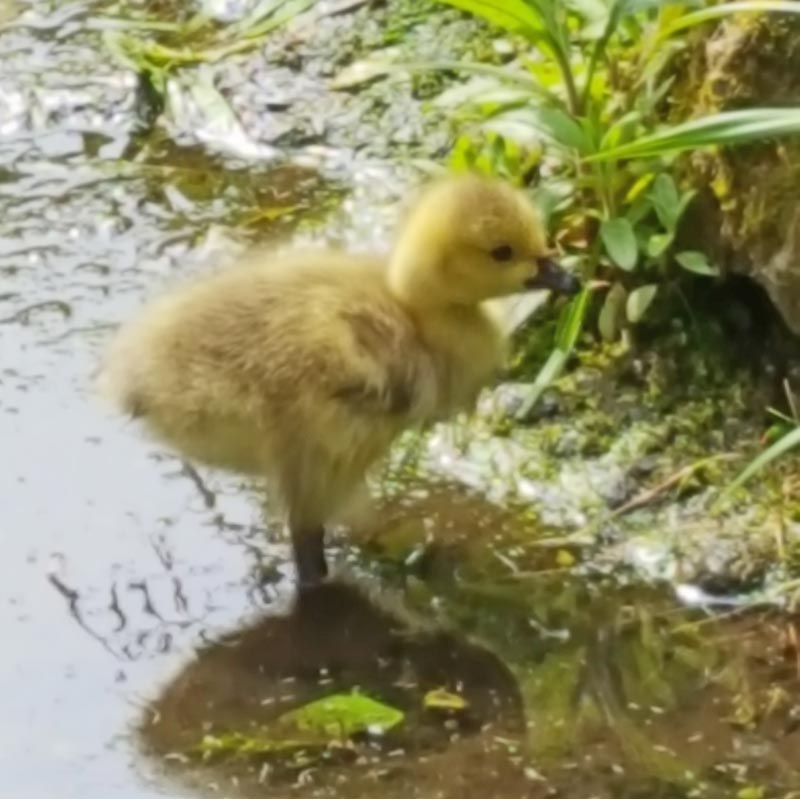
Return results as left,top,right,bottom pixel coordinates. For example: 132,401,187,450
0,2,328,795
2,1,800,798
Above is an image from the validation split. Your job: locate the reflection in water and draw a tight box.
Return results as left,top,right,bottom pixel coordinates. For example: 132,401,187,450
138,545,800,799
143,581,531,799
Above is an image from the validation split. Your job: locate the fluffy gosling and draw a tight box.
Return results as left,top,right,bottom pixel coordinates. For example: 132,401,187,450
98,174,580,586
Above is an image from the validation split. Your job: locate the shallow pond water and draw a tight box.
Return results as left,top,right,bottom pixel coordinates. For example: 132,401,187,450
140,570,800,799
2,1,800,798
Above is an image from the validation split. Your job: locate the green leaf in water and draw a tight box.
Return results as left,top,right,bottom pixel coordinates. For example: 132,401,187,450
278,691,405,740
196,731,306,758
423,688,469,711
193,693,403,760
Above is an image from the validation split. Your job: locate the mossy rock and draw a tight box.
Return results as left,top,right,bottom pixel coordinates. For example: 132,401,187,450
675,14,800,335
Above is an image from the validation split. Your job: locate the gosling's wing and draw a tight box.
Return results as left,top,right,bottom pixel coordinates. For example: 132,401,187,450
328,305,432,420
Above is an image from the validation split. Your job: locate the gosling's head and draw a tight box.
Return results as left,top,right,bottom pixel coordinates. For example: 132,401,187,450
388,174,581,307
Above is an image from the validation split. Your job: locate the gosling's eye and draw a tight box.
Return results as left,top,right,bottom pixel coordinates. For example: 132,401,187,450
490,244,514,262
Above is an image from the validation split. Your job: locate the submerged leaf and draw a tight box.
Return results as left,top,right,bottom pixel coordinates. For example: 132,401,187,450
424,689,469,711
279,692,404,740
434,76,530,110
167,68,279,160
196,731,306,758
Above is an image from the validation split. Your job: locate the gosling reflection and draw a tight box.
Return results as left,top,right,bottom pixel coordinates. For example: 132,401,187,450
143,580,533,799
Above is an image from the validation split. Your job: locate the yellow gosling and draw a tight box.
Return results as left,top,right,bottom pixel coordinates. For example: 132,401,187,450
98,174,580,585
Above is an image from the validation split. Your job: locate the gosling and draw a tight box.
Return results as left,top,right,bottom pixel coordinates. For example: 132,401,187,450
98,174,580,586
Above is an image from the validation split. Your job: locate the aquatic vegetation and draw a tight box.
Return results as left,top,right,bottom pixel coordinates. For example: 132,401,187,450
424,0,800,410
150,567,800,796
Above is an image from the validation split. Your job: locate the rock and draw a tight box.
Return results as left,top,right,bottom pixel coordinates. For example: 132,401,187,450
676,15,800,334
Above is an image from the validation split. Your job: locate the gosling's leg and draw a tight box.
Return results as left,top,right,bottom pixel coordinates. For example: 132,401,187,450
291,525,328,587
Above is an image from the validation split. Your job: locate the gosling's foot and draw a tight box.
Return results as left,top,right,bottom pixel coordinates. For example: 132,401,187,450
292,526,329,588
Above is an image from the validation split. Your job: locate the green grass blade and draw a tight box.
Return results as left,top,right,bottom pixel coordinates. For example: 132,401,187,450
660,0,800,38
728,426,800,492
556,284,591,350
517,348,569,419
517,286,591,418
588,108,800,161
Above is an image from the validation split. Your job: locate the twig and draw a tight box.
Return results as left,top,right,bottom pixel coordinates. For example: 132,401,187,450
607,453,739,521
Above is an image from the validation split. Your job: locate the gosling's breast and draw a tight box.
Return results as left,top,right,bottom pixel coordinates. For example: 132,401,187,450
419,307,506,418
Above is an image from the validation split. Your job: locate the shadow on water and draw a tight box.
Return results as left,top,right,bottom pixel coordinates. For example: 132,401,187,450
139,485,800,799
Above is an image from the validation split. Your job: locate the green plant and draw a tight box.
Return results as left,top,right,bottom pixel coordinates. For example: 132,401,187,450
425,0,800,414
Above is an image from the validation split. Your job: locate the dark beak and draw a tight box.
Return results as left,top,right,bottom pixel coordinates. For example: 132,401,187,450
525,257,581,295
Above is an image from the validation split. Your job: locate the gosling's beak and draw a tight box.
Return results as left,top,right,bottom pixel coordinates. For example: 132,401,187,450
525,257,581,295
